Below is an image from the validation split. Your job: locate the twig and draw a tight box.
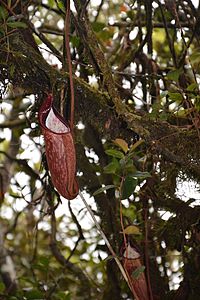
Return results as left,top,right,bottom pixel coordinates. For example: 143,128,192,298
157,0,177,67
145,0,153,55
67,201,84,261
94,0,104,22
68,201,84,239
0,150,40,181
39,27,63,36
110,21,195,29
0,118,26,128
27,20,62,61
32,0,61,15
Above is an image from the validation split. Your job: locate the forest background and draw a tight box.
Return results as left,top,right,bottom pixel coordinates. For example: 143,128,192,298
1,0,200,299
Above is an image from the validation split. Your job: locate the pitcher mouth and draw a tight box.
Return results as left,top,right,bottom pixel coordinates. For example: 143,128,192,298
39,94,71,135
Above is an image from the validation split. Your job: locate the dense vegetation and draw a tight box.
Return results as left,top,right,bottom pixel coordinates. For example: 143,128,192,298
0,0,200,299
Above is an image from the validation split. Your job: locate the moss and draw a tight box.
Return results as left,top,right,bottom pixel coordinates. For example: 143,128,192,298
4,32,200,186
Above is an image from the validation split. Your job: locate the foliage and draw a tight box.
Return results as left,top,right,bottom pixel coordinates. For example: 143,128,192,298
1,0,200,299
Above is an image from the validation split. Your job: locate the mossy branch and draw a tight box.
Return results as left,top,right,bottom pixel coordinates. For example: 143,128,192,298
5,33,200,183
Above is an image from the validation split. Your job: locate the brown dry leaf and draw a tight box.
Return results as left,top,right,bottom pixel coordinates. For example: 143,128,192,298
113,138,129,153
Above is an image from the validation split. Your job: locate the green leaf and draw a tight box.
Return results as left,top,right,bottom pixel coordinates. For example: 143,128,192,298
57,0,65,13
105,149,124,159
123,158,136,174
132,265,145,279
167,69,182,82
104,159,119,174
195,95,200,111
0,27,5,36
0,281,5,293
190,49,200,64
24,289,43,299
0,6,8,20
7,21,27,29
98,28,114,41
38,256,50,267
123,225,141,235
168,92,183,103
131,171,151,179
112,174,121,186
56,291,71,300
129,140,144,155
10,64,15,77
93,185,115,196
92,22,105,32
186,82,199,92
122,203,136,219
122,176,137,199
70,36,80,48
48,0,55,7
174,108,190,117
159,112,168,121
